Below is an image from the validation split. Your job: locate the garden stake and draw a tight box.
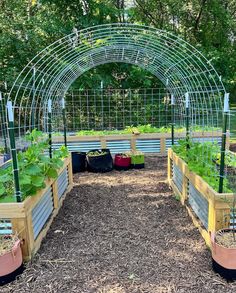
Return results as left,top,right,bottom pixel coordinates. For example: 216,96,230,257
171,94,175,145
62,97,67,147
7,101,22,202
219,93,229,193
48,98,52,158
31,67,36,130
185,92,190,149
0,91,8,153
101,80,104,130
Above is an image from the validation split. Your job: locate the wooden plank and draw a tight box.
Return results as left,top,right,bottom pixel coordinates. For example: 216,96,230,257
130,137,136,151
182,176,188,204
100,137,107,148
185,205,211,247
167,150,172,182
160,138,166,155
53,131,222,143
11,218,31,260
214,199,230,231
52,180,59,209
0,203,25,219
67,159,73,186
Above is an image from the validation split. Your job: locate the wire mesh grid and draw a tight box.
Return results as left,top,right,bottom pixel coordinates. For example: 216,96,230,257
0,23,234,195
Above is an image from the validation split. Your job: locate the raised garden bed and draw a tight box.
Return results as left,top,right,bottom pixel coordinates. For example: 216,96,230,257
0,156,73,260
52,131,224,155
168,148,234,247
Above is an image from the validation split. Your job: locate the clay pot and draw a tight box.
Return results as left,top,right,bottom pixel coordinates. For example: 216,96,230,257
114,154,131,171
0,239,23,286
211,229,236,280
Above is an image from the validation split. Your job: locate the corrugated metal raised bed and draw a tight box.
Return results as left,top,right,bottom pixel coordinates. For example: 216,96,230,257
0,156,73,260
168,148,232,247
52,131,222,155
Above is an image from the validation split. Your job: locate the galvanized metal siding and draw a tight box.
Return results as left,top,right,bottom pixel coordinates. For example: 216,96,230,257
136,139,161,153
32,187,54,240
53,141,101,152
0,161,11,170
188,182,209,229
193,137,222,144
166,139,180,150
106,140,130,153
57,168,69,199
0,220,12,235
172,163,183,192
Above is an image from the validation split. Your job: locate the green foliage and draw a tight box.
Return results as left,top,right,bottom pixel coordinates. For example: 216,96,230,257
1,1,235,97
0,130,69,202
87,150,107,157
172,140,233,193
74,124,220,136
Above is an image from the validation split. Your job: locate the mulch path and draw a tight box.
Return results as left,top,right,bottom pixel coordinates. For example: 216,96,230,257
2,157,236,293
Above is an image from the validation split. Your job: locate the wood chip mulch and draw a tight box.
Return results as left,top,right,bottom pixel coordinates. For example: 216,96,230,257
2,157,236,293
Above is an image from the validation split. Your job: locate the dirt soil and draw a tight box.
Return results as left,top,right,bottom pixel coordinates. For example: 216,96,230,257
2,157,236,293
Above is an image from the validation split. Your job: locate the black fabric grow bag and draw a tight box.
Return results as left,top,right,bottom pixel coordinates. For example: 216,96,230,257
86,149,113,173
71,152,86,173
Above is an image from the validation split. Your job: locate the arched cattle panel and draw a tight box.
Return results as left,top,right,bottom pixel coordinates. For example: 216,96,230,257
8,23,225,139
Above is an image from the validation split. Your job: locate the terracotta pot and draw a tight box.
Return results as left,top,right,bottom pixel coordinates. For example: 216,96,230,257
211,229,236,280
0,239,23,285
114,154,131,171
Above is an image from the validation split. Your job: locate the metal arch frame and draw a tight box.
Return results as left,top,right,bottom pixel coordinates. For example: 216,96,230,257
8,23,225,139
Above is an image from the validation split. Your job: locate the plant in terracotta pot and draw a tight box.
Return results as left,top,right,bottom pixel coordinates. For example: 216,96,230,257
0,234,23,285
211,171,236,280
114,153,131,171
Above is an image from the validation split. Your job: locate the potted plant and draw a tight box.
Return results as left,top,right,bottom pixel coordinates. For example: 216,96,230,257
211,227,236,280
0,234,23,285
71,152,86,173
126,150,145,169
86,149,113,173
114,153,131,171
211,168,236,280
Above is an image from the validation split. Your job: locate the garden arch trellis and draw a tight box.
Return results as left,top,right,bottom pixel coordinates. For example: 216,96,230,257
1,23,230,200
7,23,226,134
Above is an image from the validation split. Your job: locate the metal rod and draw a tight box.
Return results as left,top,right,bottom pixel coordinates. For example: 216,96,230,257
219,93,229,193
48,99,52,158
171,94,175,145
31,67,36,130
185,92,190,149
7,101,22,202
0,92,8,153
62,97,67,147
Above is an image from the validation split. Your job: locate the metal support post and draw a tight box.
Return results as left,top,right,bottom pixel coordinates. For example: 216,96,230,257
185,92,190,149
62,97,67,147
0,92,8,153
48,99,52,158
171,94,175,145
219,93,229,193
7,101,22,202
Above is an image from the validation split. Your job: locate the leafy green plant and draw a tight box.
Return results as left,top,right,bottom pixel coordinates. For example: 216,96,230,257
87,150,107,157
0,130,69,202
172,140,232,193
75,124,220,136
